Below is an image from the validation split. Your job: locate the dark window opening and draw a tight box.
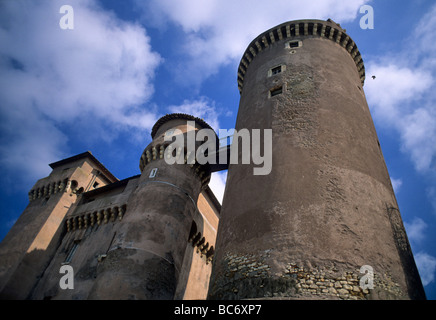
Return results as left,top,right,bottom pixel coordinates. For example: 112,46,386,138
93,181,99,189
270,86,283,97
64,241,80,264
289,41,299,48
271,66,282,75
272,29,279,42
308,23,314,35
149,168,158,178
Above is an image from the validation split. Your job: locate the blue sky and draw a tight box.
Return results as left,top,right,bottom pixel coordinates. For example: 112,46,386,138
0,0,435,299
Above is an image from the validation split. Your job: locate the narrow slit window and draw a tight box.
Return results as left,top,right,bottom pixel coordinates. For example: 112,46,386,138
64,241,80,264
149,168,158,178
270,86,283,97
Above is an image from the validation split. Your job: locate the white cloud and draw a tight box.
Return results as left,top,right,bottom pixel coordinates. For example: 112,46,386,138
166,97,227,203
400,108,436,172
0,108,68,185
167,97,220,131
390,177,403,194
410,4,436,69
209,171,228,204
137,0,369,84
365,64,432,122
360,6,436,291
0,0,161,183
364,4,436,174
415,252,436,286
404,217,427,245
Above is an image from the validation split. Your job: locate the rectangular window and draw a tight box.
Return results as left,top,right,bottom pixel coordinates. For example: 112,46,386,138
289,41,299,48
63,241,79,264
149,168,158,178
268,64,286,77
270,86,283,97
271,66,282,75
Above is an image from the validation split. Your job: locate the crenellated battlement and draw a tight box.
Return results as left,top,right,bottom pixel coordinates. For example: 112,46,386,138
65,204,127,232
28,178,83,201
188,222,215,265
140,113,215,188
237,19,365,93
139,143,211,187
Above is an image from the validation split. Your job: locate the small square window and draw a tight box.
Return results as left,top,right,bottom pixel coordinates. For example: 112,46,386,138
93,181,99,189
289,41,300,48
270,86,283,97
271,66,282,75
268,64,286,77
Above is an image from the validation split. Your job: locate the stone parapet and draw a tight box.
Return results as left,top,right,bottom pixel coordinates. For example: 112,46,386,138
139,143,211,188
237,19,365,93
65,204,127,232
28,179,80,201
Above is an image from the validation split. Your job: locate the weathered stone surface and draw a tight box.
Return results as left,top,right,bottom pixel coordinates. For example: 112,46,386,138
0,116,221,300
0,18,427,301
208,19,426,300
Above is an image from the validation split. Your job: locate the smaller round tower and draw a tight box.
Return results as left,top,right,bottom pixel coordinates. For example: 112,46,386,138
88,114,215,299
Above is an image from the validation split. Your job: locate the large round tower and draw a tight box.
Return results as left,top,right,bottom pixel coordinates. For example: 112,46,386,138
208,19,425,300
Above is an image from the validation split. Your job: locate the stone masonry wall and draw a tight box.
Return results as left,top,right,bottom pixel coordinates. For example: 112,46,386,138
210,251,404,300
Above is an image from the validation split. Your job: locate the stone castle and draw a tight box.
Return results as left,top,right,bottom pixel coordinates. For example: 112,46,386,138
0,19,426,300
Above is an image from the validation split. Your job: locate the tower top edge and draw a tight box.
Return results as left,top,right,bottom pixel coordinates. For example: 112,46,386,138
237,18,365,93
49,151,118,183
151,113,215,138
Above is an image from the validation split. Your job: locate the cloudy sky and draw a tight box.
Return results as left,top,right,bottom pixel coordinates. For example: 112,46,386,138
0,0,435,299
